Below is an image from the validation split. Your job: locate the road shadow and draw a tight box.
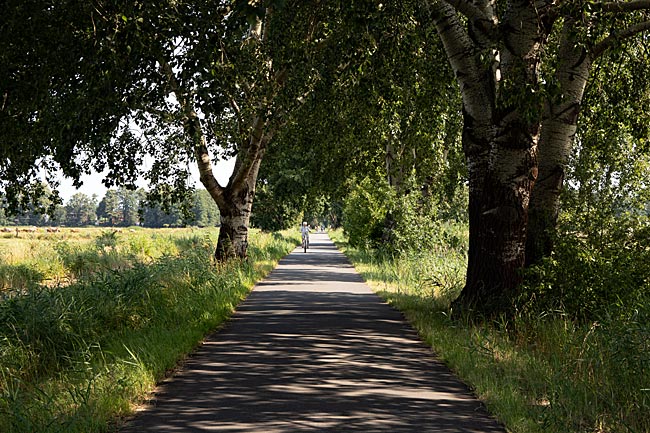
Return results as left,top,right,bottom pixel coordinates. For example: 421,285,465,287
121,234,504,433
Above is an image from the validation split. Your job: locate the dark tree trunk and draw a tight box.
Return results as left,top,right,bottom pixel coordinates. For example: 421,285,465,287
454,112,539,317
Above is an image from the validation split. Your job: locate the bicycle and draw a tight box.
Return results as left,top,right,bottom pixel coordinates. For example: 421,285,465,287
301,232,309,253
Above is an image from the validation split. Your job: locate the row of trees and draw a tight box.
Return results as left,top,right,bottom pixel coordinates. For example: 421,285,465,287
0,188,220,228
2,1,650,318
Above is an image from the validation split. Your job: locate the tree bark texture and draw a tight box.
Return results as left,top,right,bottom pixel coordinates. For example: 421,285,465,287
164,6,278,262
431,0,547,315
428,0,649,313
214,147,265,261
526,22,592,265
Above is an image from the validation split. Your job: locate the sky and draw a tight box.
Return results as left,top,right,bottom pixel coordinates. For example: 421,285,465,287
57,157,236,203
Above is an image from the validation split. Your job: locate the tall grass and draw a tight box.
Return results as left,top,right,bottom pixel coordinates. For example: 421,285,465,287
330,228,650,433
0,228,298,432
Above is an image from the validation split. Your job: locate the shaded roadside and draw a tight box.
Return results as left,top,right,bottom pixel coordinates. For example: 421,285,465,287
121,233,505,432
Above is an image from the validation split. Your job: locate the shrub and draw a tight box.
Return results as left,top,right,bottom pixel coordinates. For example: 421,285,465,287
342,177,392,248
520,214,650,322
342,175,458,256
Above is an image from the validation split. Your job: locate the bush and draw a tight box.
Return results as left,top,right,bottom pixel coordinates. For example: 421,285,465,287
342,175,458,255
520,214,650,322
342,177,391,248
382,187,440,255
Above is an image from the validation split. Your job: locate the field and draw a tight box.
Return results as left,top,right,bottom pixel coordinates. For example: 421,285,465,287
0,227,206,291
0,227,298,432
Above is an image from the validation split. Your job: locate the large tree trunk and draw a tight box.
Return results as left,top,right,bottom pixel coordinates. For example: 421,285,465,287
460,120,538,314
213,150,264,260
430,0,495,313
526,23,592,266
215,193,253,260
431,0,546,316
458,108,492,311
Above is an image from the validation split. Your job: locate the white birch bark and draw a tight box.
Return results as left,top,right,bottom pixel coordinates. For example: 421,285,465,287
526,21,592,264
428,0,650,313
161,7,278,260
428,0,549,313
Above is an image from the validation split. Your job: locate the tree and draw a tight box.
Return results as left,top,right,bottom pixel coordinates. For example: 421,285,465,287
140,200,182,228
119,187,145,226
1,1,354,260
158,1,368,258
5,184,61,226
97,190,122,226
190,189,220,227
527,36,650,265
425,0,650,315
65,193,97,226
254,2,464,233
558,43,650,243
140,201,183,228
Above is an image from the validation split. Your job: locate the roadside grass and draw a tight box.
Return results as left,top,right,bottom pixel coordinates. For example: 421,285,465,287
330,229,650,433
0,227,299,433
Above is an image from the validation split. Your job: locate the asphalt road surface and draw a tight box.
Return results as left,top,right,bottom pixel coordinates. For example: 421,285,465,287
121,232,505,433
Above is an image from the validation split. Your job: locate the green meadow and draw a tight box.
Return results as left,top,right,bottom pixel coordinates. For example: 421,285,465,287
0,227,298,432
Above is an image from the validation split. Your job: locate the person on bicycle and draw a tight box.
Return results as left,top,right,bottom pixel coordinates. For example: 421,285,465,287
300,222,310,247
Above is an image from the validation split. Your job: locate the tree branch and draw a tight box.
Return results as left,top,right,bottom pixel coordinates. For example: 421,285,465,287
425,0,493,115
592,20,650,57
442,0,498,41
596,0,650,13
230,112,268,191
443,0,489,23
159,58,226,206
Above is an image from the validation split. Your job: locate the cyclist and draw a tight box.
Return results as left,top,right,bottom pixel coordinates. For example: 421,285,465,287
300,222,310,250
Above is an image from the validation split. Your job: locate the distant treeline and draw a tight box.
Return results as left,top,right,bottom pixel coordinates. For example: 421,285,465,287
0,187,220,228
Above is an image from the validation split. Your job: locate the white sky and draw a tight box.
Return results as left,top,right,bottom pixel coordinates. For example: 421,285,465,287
57,157,235,203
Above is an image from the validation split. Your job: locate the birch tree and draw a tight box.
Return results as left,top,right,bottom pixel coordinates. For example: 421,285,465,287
120,1,345,259
1,0,343,260
424,0,650,315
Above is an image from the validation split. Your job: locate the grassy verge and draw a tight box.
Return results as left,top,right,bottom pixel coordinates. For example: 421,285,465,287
330,229,650,433
0,228,299,432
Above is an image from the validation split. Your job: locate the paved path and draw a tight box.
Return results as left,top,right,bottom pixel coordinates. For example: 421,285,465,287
122,233,505,432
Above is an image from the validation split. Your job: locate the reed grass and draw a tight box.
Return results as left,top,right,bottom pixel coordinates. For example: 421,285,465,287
0,227,299,432
330,228,650,433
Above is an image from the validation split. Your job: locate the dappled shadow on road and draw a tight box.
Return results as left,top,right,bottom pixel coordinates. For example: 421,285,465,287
121,234,504,433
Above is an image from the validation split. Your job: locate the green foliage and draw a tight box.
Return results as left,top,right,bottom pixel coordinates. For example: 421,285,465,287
140,200,183,228
0,228,296,432
342,177,392,248
96,188,146,227
251,1,462,233
521,38,650,323
251,183,302,231
65,193,98,227
342,175,466,255
5,188,220,229
334,229,650,433
190,189,220,227
381,186,442,255
521,213,650,322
